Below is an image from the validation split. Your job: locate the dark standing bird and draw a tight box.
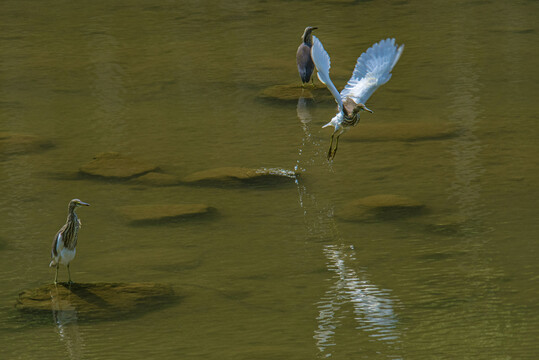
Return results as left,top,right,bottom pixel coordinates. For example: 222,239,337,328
311,36,404,159
50,199,90,284
296,26,318,85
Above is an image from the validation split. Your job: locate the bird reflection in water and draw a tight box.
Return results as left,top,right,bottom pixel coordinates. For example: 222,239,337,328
295,97,401,357
50,284,85,360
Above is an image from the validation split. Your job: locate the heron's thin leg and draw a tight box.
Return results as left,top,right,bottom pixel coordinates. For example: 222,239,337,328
327,132,336,160
67,264,72,284
332,133,342,159
54,264,59,284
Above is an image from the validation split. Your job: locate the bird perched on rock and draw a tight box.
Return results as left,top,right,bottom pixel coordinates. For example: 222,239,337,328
50,199,90,284
311,36,404,159
296,26,318,85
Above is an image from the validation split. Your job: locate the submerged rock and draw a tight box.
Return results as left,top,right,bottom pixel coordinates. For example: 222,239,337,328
181,167,297,186
118,204,216,224
0,132,53,156
421,214,470,235
16,282,177,322
258,83,335,102
79,152,159,179
344,122,459,142
338,194,426,222
129,172,183,186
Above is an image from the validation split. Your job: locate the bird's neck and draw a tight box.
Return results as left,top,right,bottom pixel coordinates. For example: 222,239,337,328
67,209,78,223
303,32,313,47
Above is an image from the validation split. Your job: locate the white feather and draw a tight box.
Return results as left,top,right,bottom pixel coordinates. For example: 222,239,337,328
56,233,64,253
59,248,76,265
340,38,404,105
311,35,343,111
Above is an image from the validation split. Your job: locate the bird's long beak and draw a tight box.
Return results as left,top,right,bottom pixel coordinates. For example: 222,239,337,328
362,104,373,113
80,201,90,206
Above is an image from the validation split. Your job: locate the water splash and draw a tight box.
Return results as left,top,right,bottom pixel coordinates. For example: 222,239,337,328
295,96,401,357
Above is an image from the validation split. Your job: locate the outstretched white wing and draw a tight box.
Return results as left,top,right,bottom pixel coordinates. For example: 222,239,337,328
340,38,404,105
311,36,343,111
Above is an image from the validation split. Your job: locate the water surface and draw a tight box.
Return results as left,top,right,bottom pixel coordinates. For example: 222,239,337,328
1,0,538,359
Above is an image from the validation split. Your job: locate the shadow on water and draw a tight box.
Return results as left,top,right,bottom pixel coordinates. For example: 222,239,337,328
295,97,401,358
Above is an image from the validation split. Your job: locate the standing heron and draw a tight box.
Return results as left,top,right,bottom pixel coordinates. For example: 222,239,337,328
296,26,318,85
49,199,90,284
311,36,404,159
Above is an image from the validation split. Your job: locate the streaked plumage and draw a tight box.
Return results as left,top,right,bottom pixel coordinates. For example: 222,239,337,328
296,26,317,84
50,198,90,284
311,36,404,159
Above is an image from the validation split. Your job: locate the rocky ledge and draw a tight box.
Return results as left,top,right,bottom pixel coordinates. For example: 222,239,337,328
0,132,53,157
16,282,177,322
344,122,459,142
258,83,335,102
79,152,159,180
117,204,216,225
337,194,427,222
181,167,298,186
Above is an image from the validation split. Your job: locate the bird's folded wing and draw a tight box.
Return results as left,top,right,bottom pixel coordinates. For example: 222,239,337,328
52,232,63,257
340,38,404,105
311,36,343,111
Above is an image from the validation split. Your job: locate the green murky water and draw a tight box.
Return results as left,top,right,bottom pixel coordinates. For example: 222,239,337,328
1,0,538,359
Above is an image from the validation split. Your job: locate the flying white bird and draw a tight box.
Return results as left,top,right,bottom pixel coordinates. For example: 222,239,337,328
311,36,404,159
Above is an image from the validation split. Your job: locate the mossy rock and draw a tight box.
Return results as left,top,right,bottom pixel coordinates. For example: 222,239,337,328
338,194,427,222
181,167,298,186
79,152,159,179
118,204,216,225
129,172,183,186
0,132,53,156
258,83,335,102
344,122,459,142
421,214,470,235
16,282,177,322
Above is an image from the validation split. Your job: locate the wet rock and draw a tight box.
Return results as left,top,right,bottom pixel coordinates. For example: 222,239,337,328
181,167,297,186
129,172,182,186
0,132,53,156
16,282,177,322
118,204,216,224
422,214,469,235
345,122,459,142
79,152,159,180
258,83,335,102
337,194,426,222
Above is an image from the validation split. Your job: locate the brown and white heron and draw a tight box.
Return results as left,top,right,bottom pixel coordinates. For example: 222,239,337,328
296,26,318,85
311,36,404,159
49,198,90,284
